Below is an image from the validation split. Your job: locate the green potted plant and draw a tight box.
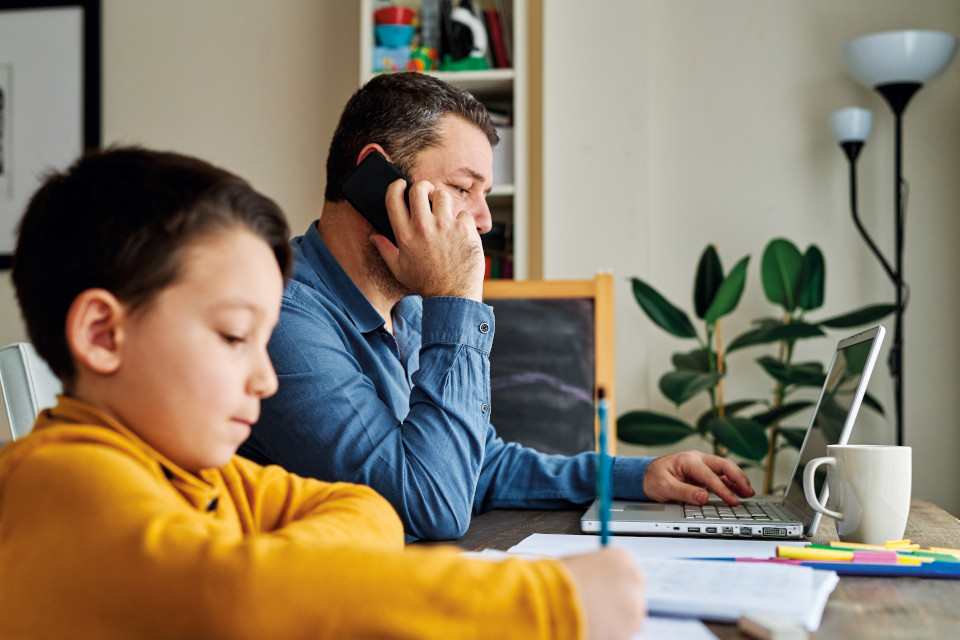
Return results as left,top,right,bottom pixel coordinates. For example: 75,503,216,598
618,238,896,494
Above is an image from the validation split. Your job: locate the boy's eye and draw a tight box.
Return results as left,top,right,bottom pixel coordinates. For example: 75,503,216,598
220,333,245,346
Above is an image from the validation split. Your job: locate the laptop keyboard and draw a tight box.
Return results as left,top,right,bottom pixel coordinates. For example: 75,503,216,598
682,500,789,522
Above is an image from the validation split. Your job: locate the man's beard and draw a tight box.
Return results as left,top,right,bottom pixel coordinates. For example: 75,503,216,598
362,241,413,301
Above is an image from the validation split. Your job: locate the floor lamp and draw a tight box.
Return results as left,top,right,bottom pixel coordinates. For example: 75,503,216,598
831,30,957,446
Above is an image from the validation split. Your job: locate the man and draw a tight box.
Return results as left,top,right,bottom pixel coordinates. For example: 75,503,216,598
240,73,754,541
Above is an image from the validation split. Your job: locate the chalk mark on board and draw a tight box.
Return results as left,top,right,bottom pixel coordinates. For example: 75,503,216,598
490,372,593,405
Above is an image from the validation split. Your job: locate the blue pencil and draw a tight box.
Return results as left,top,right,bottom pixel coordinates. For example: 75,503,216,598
597,387,611,546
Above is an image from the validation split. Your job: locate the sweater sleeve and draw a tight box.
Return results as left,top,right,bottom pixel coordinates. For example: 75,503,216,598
0,442,584,640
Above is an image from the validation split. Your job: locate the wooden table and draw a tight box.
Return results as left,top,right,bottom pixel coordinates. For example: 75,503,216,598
448,499,960,639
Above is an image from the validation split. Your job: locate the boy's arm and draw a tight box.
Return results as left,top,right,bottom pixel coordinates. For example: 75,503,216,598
248,294,493,540
0,443,584,640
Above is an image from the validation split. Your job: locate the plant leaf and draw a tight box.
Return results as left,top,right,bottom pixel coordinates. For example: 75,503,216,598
727,322,825,353
630,277,698,339
659,370,723,406
695,400,761,435
705,256,750,324
778,427,808,449
761,238,803,311
819,304,897,328
861,391,885,415
672,348,713,373
756,357,824,386
694,245,724,320
751,400,815,427
616,411,695,446
709,417,769,461
798,245,825,311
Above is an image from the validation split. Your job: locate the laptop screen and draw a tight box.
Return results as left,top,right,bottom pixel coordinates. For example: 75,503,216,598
782,327,884,523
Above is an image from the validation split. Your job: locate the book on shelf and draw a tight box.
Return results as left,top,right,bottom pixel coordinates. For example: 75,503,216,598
484,9,510,68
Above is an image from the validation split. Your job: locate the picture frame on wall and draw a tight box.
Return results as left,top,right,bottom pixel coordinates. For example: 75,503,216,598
0,0,101,269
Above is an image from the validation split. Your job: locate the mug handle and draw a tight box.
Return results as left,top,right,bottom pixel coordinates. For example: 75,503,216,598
803,456,844,520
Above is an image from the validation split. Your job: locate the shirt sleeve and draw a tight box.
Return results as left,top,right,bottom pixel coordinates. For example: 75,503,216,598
0,443,584,640
249,293,494,541
473,429,655,511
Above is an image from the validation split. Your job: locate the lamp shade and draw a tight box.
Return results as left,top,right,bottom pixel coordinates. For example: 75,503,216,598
831,107,873,143
842,30,957,88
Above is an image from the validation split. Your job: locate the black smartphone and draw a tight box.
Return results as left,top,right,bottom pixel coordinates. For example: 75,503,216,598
339,151,411,246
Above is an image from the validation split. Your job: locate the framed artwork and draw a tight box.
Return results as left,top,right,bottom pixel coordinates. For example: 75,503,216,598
0,0,100,269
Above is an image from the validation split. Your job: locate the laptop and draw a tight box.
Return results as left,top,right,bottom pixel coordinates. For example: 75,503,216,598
582,325,886,539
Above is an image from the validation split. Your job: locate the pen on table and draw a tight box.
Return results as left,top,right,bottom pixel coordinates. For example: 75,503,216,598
597,386,611,546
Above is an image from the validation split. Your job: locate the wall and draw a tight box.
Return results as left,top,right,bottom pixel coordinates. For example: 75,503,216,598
0,0,359,435
542,0,960,514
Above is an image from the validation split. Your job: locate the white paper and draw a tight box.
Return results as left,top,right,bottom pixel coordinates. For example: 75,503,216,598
635,616,718,640
504,534,838,631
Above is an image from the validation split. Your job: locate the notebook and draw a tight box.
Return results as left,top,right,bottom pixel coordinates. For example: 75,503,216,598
581,325,886,539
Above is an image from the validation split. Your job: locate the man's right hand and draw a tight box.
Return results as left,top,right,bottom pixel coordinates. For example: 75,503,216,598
371,179,485,302
561,547,646,639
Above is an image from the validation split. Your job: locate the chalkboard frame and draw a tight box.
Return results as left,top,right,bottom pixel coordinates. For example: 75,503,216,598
482,273,617,454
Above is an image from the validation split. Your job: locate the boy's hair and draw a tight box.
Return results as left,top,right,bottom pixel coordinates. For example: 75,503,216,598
12,146,292,387
324,72,499,202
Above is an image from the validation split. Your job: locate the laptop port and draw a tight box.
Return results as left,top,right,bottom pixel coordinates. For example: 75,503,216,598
740,526,752,536
705,527,717,534
762,527,786,538
687,527,701,533
722,526,734,535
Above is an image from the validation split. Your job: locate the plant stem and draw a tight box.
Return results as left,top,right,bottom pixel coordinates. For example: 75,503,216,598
716,320,725,419
762,310,791,494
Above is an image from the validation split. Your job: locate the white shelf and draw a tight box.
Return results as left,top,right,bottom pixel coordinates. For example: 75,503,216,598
359,0,527,278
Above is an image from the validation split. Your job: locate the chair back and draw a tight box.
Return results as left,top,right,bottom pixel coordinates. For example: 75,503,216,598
0,342,61,440
482,273,616,455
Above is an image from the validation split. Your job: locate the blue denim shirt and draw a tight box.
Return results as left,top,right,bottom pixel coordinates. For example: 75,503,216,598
241,223,652,540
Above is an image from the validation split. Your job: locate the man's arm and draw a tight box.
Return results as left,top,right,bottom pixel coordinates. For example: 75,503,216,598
473,430,754,512
248,292,492,541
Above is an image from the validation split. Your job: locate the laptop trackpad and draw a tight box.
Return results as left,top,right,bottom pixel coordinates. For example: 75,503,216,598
617,502,683,521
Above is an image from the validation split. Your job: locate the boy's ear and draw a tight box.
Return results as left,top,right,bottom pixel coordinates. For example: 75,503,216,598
65,288,127,375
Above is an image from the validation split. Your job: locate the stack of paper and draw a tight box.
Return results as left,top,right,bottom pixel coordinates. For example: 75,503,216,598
506,534,839,632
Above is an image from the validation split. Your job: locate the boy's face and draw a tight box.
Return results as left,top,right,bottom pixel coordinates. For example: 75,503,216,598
107,228,283,472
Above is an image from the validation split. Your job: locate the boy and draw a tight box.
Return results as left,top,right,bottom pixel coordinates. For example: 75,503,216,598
0,147,645,639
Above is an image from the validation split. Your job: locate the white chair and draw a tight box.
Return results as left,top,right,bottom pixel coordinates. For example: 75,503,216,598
0,342,61,440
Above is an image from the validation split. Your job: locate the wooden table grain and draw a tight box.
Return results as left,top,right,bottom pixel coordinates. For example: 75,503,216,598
446,499,960,639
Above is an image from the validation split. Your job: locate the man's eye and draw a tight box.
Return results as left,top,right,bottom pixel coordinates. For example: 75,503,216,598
451,185,469,195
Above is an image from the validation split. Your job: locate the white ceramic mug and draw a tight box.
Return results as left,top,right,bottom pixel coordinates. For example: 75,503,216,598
803,444,912,545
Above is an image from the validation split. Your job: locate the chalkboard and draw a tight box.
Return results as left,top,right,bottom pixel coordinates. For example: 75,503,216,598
483,274,616,456
486,297,596,455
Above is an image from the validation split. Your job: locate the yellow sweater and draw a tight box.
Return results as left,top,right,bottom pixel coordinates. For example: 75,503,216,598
0,397,584,639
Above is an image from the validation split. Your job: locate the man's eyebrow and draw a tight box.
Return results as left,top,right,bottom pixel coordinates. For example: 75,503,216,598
456,167,492,194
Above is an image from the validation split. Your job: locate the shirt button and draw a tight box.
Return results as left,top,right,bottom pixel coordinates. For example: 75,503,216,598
478,322,490,333
481,403,489,413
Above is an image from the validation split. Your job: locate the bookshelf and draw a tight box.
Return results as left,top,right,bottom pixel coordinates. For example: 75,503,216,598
358,0,528,279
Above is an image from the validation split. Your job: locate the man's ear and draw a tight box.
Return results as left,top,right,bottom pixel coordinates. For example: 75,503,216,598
356,143,389,165
65,288,127,375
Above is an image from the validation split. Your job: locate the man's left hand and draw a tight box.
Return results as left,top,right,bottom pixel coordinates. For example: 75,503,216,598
642,450,755,505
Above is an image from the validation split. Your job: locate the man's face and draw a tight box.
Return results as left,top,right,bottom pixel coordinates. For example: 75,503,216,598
406,114,494,236
107,228,283,472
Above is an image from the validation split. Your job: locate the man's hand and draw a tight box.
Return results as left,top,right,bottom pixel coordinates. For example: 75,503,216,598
371,179,485,301
643,450,755,505
561,547,646,640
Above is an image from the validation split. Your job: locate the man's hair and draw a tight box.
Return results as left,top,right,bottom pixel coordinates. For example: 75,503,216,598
12,146,292,385
324,73,499,201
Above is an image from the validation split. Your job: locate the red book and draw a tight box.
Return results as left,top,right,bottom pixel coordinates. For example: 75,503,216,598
484,9,510,69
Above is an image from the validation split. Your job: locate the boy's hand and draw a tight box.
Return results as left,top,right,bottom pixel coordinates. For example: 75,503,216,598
561,547,646,640
371,179,484,302
643,450,755,505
